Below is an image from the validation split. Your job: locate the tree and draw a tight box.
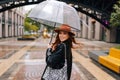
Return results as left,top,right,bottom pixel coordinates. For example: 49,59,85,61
110,0,120,27
24,10,40,31
24,22,31,31
31,25,39,31
24,22,39,32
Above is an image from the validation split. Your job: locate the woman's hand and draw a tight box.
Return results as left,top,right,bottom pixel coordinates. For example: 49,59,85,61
47,44,52,48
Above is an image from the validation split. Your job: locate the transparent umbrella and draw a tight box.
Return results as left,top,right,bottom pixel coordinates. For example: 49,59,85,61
28,0,80,29
28,0,80,43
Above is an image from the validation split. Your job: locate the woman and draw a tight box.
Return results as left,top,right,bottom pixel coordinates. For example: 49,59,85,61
42,24,81,80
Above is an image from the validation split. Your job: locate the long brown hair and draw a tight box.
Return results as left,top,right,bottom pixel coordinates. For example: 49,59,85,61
52,32,79,50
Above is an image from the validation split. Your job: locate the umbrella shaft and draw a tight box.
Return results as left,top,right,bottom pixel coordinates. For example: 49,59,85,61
49,23,56,44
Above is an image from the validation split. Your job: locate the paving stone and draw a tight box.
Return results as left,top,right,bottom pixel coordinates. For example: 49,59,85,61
0,37,119,80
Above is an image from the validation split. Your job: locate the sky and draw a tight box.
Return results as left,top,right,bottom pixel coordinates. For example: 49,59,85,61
24,5,36,11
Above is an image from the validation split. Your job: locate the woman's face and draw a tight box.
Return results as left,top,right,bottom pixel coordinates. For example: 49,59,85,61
59,31,69,42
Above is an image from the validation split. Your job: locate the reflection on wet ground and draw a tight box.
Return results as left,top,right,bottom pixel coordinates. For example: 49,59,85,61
0,37,119,80
21,50,46,59
0,38,34,59
0,38,82,80
0,45,24,59
0,50,16,59
0,62,81,80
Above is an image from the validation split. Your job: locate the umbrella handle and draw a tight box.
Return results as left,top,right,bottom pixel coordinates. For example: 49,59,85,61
49,23,56,44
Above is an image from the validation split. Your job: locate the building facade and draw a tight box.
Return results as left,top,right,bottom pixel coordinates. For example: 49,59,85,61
78,12,118,43
0,7,24,38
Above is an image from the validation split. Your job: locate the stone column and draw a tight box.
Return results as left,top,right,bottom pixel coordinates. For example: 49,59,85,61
82,14,88,38
88,18,92,40
95,22,101,40
17,15,19,36
15,13,17,36
11,11,14,37
5,11,8,37
22,17,24,35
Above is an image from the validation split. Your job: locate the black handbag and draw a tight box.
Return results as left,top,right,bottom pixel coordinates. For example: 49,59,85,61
41,43,66,80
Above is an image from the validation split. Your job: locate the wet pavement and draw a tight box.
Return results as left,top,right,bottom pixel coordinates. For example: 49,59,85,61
0,37,119,80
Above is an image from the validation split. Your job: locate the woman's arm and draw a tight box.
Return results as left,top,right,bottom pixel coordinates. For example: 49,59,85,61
46,44,65,65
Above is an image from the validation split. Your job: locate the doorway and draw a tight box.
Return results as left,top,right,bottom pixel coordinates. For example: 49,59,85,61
2,24,5,38
116,27,120,43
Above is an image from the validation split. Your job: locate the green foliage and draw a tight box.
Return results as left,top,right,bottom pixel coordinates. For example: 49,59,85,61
24,22,39,31
31,25,39,31
24,22,31,31
25,17,32,23
24,10,40,32
110,0,120,27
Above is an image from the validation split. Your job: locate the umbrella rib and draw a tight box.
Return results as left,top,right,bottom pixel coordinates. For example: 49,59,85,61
49,3,61,44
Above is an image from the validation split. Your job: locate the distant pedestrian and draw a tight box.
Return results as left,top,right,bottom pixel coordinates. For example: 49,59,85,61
41,24,83,80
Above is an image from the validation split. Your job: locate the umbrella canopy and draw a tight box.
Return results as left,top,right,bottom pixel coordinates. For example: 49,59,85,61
28,0,80,30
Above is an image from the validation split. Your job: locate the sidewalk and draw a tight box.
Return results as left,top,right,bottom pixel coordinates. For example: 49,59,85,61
76,38,120,48
0,37,81,80
0,37,119,80
72,38,120,80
